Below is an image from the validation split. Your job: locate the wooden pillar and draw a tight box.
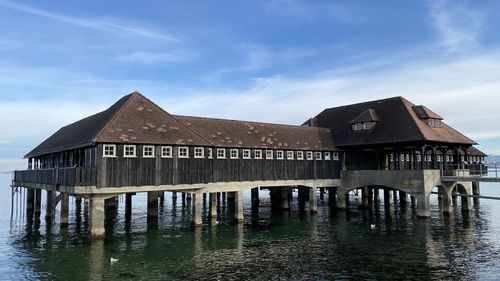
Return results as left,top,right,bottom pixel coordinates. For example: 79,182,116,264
373,187,380,204
45,190,55,221
26,188,35,214
367,187,373,205
328,187,336,205
182,192,186,205
399,191,407,206
172,191,178,200
234,191,244,223
473,182,480,206
298,187,307,210
60,193,69,227
319,188,325,201
159,192,165,205
309,187,318,213
34,189,42,215
147,191,158,219
209,193,217,219
89,195,105,238
361,187,369,208
384,189,393,209
251,188,259,209
125,193,133,221
393,190,398,204
193,193,202,226
186,193,192,201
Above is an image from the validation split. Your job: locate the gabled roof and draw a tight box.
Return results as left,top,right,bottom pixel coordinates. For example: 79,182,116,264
314,96,475,147
25,92,210,158
467,146,487,157
350,109,379,124
175,115,337,151
413,105,443,120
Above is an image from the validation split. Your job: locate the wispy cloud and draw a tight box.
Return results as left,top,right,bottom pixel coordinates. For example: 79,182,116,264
427,0,483,52
0,0,180,43
115,51,194,65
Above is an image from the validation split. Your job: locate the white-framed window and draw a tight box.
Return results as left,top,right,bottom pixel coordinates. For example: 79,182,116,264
437,155,441,162
266,150,273,159
243,149,251,159
333,152,339,161
297,151,304,160
417,154,422,162
208,148,213,159
306,151,313,160
230,149,239,159
178,147,189,158
286,151,294,160
254,149,263,159
406,154,410,162
315,152,322,160
194,147,204,158
427,155,432,162
450,155,454,162
123,145,136,157
324,152,331,160
400,154,405,162
276,150,284,160
217,148,226,159
445,155,450,162
103,144,116,157
161,146,173,158
143,146,155,158
390,153,394,162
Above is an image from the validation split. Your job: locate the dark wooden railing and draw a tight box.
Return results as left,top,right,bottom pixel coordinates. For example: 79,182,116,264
13,167,96,186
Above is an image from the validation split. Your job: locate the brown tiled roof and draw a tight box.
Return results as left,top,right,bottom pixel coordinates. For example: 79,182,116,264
467,146,487,156
314,96,475,147
26,92,210,157
413,105,443,120
350,109,379,124
174,115,337,151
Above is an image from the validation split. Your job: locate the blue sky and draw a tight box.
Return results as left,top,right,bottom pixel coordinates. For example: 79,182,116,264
1,0,500,170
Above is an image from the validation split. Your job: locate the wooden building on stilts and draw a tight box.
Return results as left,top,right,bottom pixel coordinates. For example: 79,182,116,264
12,92,487,238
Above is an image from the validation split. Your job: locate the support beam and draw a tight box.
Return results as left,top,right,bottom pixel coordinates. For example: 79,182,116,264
416,194,431,218
45,190,55,221
193,193,202,226
234,191,244,223
309,187,318,213
361,186,370,208
280,187,290,210
34,189,42,215
384,189,393,209
26,188,34,214
125,193,133,221
147,191,159,219
89,196,105,238
209,192,217,219
60,193,69,227
399,191,408,206
251,187,259,208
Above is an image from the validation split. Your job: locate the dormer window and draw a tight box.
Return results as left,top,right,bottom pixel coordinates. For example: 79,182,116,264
350,109,378,132
413,105,443,128
428,118,441,127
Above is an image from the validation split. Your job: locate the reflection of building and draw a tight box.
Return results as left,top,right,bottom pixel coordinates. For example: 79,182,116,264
12,93,486,237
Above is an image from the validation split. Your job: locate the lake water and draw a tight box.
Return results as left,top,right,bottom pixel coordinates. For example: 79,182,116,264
3,174,500,280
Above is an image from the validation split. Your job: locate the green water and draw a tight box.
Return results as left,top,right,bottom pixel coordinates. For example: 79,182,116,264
3,173,500,280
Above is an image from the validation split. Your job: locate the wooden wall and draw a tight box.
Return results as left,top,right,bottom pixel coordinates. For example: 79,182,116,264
96,144,341,188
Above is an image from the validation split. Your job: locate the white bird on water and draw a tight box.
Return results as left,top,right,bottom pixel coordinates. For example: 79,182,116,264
110,257,119,265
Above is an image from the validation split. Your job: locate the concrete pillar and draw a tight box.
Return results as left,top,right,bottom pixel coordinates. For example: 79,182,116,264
159,192,165,205
60,193,69,227
45,190,55,221
328,187,336,205
182,192,186,205
393,190,398,204
367,187,373,205
234,191,244,223
34,189,42,215
416,194,431,218
298,187,307,209
186,193,192,201
336,191,347,209
89,196,105,238
125,193,133,221
361,187,370,208
472,182,480,206
410,196,416,207
399,191,408,206
384,189,393,209
26,188,35,214
441,192,452,214
461,194,472,212
209,192,217,219
193,193,202,226
172,191,177,200
105,197,118,211
280,187,290,210
251,188,259,207
319,188,325,201
147,191,158,219
309,187,318,213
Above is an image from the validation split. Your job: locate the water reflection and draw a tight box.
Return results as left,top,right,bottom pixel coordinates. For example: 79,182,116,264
5,185,500,280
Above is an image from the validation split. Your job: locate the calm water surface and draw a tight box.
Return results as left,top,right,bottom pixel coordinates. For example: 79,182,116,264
2,174,500,280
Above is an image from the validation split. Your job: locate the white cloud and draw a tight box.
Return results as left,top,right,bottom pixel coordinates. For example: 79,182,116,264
427,0,483,52
0,0,179,43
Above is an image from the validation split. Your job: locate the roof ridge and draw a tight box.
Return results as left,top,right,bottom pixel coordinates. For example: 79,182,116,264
174,114,331,131
320,96,403,113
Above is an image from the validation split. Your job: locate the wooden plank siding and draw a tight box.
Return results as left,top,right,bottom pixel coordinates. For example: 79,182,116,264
96,144,340,188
